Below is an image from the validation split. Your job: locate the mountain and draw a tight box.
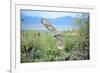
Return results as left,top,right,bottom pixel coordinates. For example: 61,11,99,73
21,14,41,25
21,14,76,25
49,16,76,25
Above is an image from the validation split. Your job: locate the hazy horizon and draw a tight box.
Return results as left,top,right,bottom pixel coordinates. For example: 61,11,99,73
21,9,89,31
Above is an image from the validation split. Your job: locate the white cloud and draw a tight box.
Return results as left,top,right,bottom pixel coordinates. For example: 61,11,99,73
22,10,78,19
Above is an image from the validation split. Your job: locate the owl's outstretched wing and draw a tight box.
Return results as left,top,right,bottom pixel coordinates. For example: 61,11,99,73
41,18,57,32
41,18,64,49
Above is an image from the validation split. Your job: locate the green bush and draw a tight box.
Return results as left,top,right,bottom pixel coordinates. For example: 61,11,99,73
21,16,90,62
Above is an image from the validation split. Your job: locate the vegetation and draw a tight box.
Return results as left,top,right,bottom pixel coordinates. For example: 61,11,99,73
21,14,90,63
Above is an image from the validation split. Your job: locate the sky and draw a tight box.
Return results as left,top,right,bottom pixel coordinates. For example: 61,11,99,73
21,10,89,31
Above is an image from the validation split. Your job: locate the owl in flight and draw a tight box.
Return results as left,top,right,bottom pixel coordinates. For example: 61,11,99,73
41,18,65,49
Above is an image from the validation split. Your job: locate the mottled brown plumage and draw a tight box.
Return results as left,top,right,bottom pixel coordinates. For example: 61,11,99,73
41,18,65,49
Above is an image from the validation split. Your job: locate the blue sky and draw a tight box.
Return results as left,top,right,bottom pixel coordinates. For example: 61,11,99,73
21,10,88,31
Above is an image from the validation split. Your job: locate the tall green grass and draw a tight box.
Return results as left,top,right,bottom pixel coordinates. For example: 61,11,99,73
21,25,89,63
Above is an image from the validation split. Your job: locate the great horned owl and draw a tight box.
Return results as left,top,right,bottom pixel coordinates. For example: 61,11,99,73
41,18,65,49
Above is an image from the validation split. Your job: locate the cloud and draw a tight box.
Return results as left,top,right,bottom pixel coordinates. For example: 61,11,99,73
21,10,78,19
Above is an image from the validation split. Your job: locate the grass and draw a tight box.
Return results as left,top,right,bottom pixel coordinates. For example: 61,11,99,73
21,27,90,63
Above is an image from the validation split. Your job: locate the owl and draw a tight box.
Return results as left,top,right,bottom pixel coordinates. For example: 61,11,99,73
41,18,65,49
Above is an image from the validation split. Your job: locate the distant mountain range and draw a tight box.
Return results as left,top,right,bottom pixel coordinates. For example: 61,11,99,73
21,14,76,26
